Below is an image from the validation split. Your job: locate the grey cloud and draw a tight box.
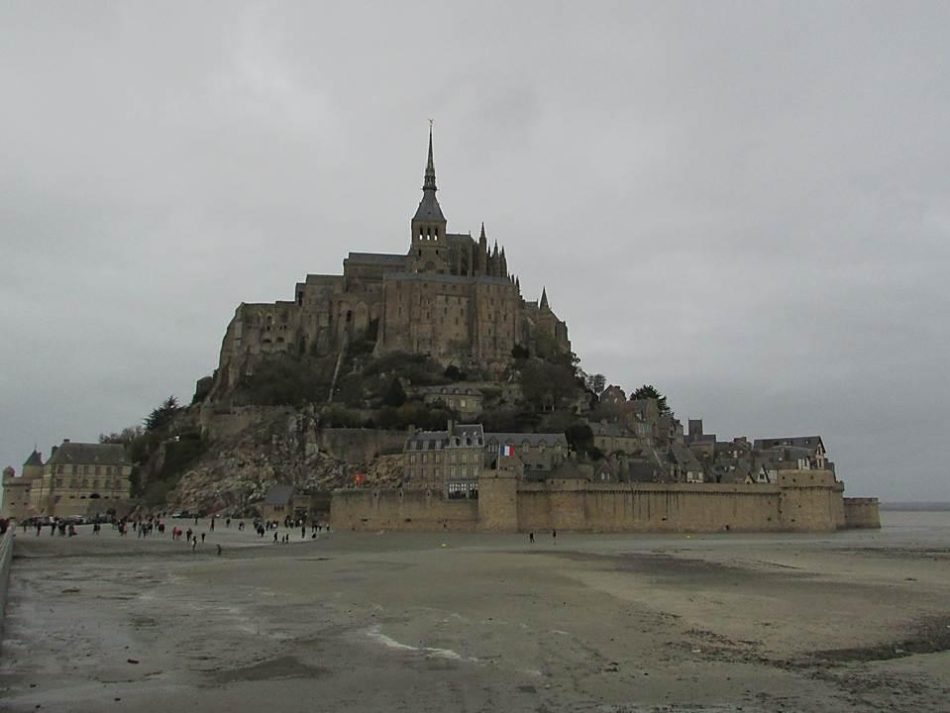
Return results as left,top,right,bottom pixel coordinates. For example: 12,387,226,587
2,1,948,502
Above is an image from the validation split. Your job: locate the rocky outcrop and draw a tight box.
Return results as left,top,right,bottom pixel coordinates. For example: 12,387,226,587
170,408,404,515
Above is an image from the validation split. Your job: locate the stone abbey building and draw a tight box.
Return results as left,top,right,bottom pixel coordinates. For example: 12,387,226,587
211,130,570,397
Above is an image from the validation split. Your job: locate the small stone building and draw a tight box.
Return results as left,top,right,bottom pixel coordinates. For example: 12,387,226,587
261,484,300,522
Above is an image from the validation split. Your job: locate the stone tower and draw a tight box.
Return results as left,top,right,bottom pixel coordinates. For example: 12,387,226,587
409,125,449,274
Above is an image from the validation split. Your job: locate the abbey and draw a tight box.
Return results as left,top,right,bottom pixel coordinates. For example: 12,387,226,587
212,130,570,396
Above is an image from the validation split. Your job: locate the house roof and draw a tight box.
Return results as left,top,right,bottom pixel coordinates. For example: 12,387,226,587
23,449,43,467
264,484,294,506
406,431,449,450
454,424,484,441
627,459,662,481
345,252,408,267
545,461,587,480
670,443,703,471
753,436,824,451
485,432,568,448
407,423,486,450
387,272,511,286
47,442,129,467
446,233,475,247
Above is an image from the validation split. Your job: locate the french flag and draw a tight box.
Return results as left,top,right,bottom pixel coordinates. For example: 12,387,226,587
500,444,514,457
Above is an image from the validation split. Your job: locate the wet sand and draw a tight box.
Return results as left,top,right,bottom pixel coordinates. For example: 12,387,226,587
1,513,948,712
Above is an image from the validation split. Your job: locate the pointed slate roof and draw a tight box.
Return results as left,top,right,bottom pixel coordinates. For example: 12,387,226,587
413,125,446,223
23,449,43,467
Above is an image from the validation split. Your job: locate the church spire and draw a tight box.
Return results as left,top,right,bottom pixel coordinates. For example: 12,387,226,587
412,122,445,224
423,121,437,192
540,287,549,310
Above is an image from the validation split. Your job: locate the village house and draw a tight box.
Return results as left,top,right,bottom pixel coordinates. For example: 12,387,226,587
411,385,484,420
403,423,569,498
753,436,829,470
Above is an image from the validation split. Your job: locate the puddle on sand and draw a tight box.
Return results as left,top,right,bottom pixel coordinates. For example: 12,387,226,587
207,655,327,684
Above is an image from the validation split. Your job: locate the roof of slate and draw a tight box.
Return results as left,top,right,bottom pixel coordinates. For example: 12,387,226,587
264,484,294,506
670,442,703,470
753,436,824,451
23,449,43,467
47,442,129,467
627,459,662,481
345,252,408,266
484,432,568,447
386,272,511,286
407,424,486,450
454,424,485,440
446,233,475,246
413,190,446,223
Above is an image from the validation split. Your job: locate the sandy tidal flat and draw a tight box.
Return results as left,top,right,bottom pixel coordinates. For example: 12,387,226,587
1,512,948,712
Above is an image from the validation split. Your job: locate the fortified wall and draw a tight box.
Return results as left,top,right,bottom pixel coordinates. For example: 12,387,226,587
331,468,879,534
843,497,882,529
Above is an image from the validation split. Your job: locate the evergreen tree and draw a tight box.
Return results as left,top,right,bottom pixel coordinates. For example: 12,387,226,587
144,396,180,432
630,385,670,414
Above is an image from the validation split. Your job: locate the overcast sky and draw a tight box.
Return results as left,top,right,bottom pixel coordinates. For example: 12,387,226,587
2,2,948,502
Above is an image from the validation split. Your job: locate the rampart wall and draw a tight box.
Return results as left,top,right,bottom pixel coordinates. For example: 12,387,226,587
332,469,865,534
514,481,785,533
331,489,478,531
843,497,882,529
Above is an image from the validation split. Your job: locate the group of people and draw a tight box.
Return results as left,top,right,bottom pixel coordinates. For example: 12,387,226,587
29,518,80,537
13,511,331,555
